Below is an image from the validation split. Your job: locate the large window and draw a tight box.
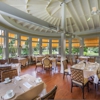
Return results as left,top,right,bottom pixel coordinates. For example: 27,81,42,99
8,33,18,57
71,39,80,55
66,40,69,54
32,38,39,55
52,39,59,54
0,29,5,59
83,37,99,56
42,39,49,55
21,36,29,55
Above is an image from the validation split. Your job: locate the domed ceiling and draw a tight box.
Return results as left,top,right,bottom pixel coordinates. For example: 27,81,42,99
0,0,100,37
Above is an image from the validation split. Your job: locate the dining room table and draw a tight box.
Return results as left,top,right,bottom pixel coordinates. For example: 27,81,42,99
17,57,28,66
0,74,46,100
71,61,100,84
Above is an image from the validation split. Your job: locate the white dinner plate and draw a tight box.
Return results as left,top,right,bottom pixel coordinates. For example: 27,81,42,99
3,92,15,100
3,79,11,84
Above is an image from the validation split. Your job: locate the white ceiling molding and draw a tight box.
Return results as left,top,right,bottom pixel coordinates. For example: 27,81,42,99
0,2,56,31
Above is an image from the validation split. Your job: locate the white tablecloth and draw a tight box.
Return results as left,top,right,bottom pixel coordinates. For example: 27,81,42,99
0,74,46,100
72,62,100,84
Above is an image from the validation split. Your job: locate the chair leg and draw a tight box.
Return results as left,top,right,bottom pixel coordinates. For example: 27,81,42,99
63,72,65,79
82,87,84,99
87,82,89,92
71,81,73,93
35,66,37,70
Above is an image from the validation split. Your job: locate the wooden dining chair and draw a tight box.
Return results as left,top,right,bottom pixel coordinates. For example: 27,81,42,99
41,85,57,100
1,69,18,82
0,59,8,64
35,57,43,70
62,59,69,79
0,66,11,82
10,58,19,63
43,57,52,69
71,68,89,99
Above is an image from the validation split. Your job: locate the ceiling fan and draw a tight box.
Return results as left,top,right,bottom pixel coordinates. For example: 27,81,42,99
87,7,100,21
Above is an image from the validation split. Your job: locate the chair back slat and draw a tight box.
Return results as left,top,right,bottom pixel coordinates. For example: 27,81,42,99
1,69,18,82
41,85,57,100
10,58,18,63
0,59,8,64
71,68,84,83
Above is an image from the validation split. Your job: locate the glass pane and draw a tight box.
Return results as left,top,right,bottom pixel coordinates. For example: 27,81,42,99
42,43,48,47
9,33,17,38
83,47,99,56
0,30,4,36
0,37,4,46
52,43,58,47
32,38,39,42
32,42,37,47
72,39,80,42
0,46,4,59
21,36,28,40
42,43,49,54
52,40,59,42
21,39,29,55
72,43,80,48
52,48,59,54
71,47,79,55
65,48,69,54
32,43,39,55
84,37,99,44
9,39,18,57
42,39,49,42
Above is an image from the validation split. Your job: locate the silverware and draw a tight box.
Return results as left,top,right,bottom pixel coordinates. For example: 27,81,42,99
1,96,4,100
19,86,25,92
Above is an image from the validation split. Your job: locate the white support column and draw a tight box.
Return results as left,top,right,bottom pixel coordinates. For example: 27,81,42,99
4,30,9,59
17,34,21,57
60,2,66,73
60,33,66,73
40,38,42,54
80,38,84,56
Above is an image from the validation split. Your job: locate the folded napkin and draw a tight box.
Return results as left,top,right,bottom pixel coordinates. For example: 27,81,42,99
15,76,22,81
35,78,42,84
23,82,32,89
94,75,99,84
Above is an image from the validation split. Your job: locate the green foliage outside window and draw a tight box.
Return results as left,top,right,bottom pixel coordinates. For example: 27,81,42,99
72,48,79,55
9,38,17,57
33,43,39,55
42,47,49,55
0,46,3,59
83,47,99,56
21,39,29,55
52,48,58,54
65,48,69,54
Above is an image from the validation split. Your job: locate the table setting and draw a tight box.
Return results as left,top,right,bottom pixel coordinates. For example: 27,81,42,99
0,74,46,100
